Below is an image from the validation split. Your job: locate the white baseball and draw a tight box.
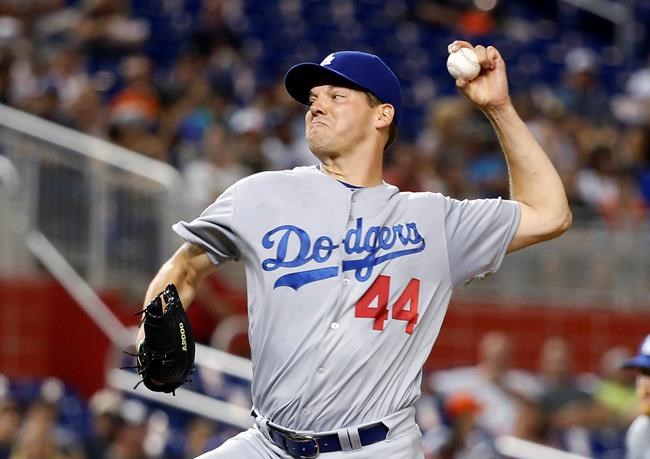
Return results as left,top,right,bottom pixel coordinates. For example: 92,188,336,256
446,48,481,81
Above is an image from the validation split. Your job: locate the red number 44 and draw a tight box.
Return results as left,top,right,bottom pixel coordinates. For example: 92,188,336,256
354,275,420,334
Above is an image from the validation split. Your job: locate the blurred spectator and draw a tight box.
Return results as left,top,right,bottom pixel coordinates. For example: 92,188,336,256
108,112,166,161
631,124,650,209
228,106,270,173
8,48,47,110
537,337,602,455
76,0,148,71
158,50,208,109
625,54,650,107
586,346,638,458
84,390,125,459
165,82,229,168
10,422,66,459
612,54,650,127
42,46,88,110
512,397,548,445
417,381,446,458
436,154,469,198
513,91,579,191
107,55,164,159
104,400,150,459
0,0,645,235
427,392,500,459
0,399,20,459
182,124,252,215
178,417,216,459
189,0,241,58
107,57,167,162
24,82,70,125
384,143,436,192
262,113,315,170
10,399,84,459
538,337,592,412
414,0,498,37
111,55,159,124
574,146,621,222
571,122,649,226
430,331,541,437
594,347,638,424
206,44,255,103
0,17,22,50
417,96,474,196
465,123,509,198
417,96,472,162
557,47,612,124
67,83,109,138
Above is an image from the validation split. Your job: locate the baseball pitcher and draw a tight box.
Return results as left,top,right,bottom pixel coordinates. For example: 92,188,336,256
136,41,571,458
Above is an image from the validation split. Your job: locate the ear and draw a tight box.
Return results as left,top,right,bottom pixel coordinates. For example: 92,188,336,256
375,104,394,129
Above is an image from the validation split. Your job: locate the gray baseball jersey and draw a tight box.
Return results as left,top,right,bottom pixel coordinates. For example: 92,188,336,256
173,165,519,433
626,415,650,459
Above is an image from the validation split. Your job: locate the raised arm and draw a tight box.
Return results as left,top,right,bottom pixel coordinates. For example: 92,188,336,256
136,242,217,345
450,41,572,253
143,242,217,308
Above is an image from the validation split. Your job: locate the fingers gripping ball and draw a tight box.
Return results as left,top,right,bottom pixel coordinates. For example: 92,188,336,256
135,284,195,394
447,48,481,81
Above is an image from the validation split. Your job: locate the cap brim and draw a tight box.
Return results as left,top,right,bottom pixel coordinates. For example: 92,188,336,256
623,355,650,369
284,63,365,106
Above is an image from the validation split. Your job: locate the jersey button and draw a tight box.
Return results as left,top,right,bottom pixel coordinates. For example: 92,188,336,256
343,278,350,286
318,367,325,374
301,408,309,415
330,322,339,330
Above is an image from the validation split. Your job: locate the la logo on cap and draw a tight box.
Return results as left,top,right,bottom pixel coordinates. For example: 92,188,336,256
320,54,335,66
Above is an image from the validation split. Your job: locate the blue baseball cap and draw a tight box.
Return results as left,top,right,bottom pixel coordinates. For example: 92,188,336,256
284,51,402,122
623,335,650,369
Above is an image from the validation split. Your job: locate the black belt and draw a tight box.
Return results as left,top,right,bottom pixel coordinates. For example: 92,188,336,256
253,411,388,458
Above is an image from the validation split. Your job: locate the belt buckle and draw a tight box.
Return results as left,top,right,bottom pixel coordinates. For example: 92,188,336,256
287,432,320,459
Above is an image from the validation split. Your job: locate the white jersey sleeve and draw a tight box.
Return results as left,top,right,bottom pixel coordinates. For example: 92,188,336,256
172,183,241,265
443,197,520,287
626,415,650,459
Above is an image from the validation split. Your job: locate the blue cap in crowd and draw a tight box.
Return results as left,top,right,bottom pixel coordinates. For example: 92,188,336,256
284,51,402,122
623,334,650,369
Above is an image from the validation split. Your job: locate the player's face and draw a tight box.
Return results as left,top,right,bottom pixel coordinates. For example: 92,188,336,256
305,85,377,157
637,372,650,415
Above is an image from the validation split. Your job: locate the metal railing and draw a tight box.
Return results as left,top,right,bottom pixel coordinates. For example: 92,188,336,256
0,104,254,429
459,222,650,308
24,228,253,429
0,103,185,300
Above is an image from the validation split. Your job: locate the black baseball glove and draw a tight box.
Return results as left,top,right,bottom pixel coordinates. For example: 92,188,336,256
134,283,195,394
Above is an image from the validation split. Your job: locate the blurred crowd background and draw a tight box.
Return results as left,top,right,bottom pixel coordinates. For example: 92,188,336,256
1,0,650,223
0,332,644,459
1,0,650,458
